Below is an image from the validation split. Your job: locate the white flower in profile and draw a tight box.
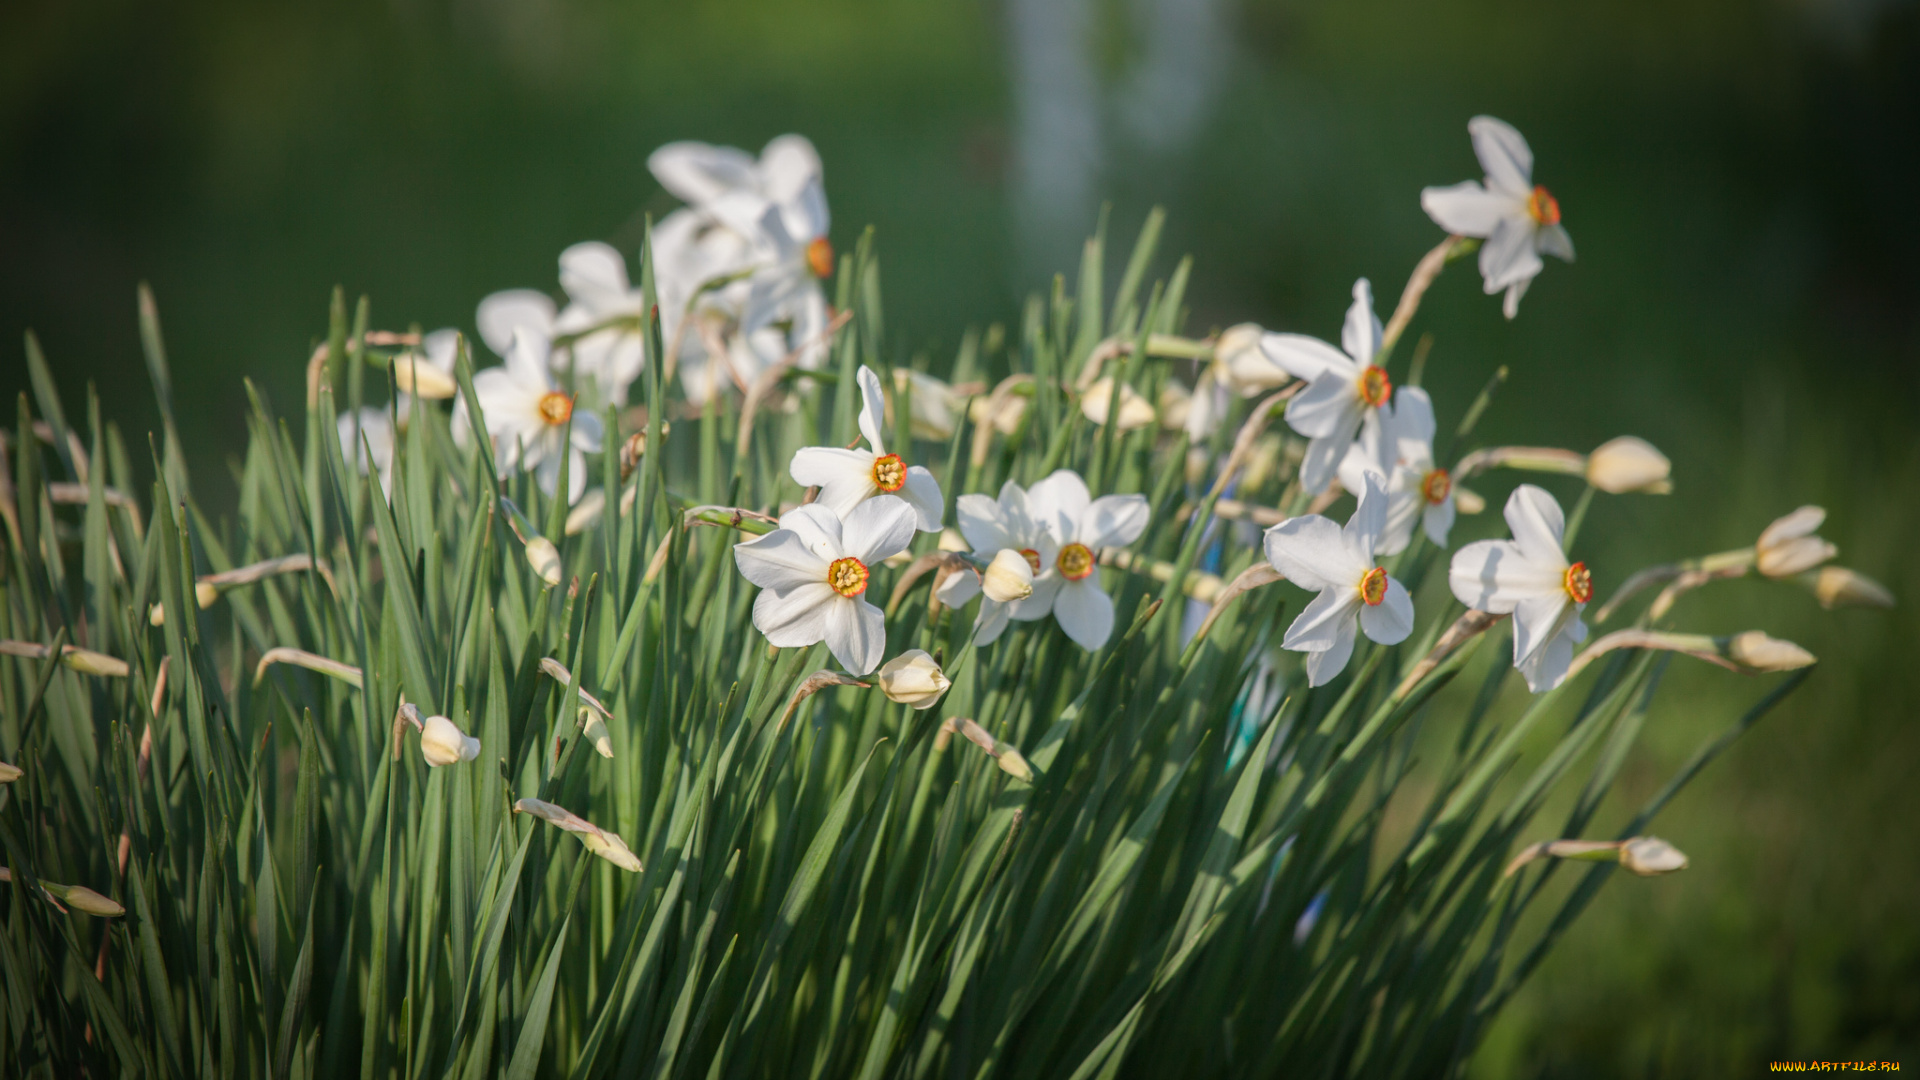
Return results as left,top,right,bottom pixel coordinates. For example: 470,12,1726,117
945,470,1150,651
1262,472,1416,687
1448,484,1593,692
1421,116,1575,319
468,329,605,503
732,496,918,676
553,242,648,406
1336,385,1455,555
1264,279,1395,494
789,365,944,532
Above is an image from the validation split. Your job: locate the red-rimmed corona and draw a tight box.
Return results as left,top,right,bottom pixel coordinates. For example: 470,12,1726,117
1563,561,1592,605
871,453,906,493
1356,365,1392,408
1526,186,1561,227
537,392,575,426
806,237,835,279
1420,468,1451,506
1056,542,1096,582
1357,566,1389,606
827,556,870,598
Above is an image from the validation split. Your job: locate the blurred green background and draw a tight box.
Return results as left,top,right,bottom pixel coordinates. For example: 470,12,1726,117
3,0,1916,1073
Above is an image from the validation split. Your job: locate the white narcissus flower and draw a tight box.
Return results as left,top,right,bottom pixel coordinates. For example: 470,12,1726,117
789,365,944,532
554,242,648,406
948,470,1150,651
1421,116,1575,319
1262,472,1416,687
732,496,919,676
1264,279,1395,494
468,329,606,503
1337,385,1455,555
651,207,761,406
1448,484,1593,693
419,714,481,767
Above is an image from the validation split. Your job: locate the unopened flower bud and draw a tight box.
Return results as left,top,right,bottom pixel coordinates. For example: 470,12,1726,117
1585,436,1671,494
1755,506,1835,578
564,488,606,536
1453,485,1486,515
419,715,480,766
893,369,962,442
1156,380,1192,431
581,830,644,872
52,883,126,917
1803,566,1894,610
147,582,220,626
968,384,1029,434
877,649,951,710
1215,323,1290,396
1079,378,1157,431
393,354,457,399
62,648,129,678
937,528,970,553
579,707,614,759
1724,631,1815,672
995,746,1034,783
1619,836,1688,876
982,549,1036,603
0,761,20,783
525,536,563,586
514,797,641,872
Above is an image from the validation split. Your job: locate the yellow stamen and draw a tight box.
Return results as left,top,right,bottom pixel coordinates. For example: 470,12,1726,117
1420,468,1451,505
871,453,906,492
807,237,835,279
1564,561,1592,604
1057,542,1095,582
827,556,870,598
538,392,574,426
1358,566,1388,606
1356,365,1391,408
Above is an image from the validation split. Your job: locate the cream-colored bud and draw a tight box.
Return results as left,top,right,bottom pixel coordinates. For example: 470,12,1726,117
514,797,641,872
1080,378,1157,431
1755,505,1835,578
61,648,130,678
1804,566,1894,610
1619,836,1688,876
564,488,606,536
1453,485,1486,515
51,883,126,917
1156,380,1192,431
1724,631,1816,672
148,582,221,626
418,714,480,766
525,536,563,586
393,354,457,399
0,761,20,783
994,747,1034,783
1585,436,1671,494
877,649,951,710
582,830,644,872
892,369,962,442
1215,323,1289,396
579,707,614,759
937,528,970,553
982,549,1036,603
968,385,1029,434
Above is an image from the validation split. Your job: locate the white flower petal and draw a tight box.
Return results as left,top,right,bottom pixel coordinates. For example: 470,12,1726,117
1344,472,1390,563
753,582,837,648
937,568,981,606
1359,577,1415,645
1515,616,1578,692
1264,514,1365,592
1423,497,1456,547
1419,180,1513,238
957,492,1020,553
1341,279,1382,367
1303,618,1359,687
1503,278,1531,320
825,596,886,675
558,242,633,310
1283,586,1360,653
1299,426,1357,497
1009,573,1063,621
790,447,879,516
841,494,919,565
648,141,760,206
1536,223,1575,263
1480,216,1545,294
1261,333,1354,384
477,290,556,358
1448,539,1562,612
734,529,829,591
1469,115,1534,197
1284,370,1362,440
974,599,1014,645
1052,579,1116,650
1026,469,1092,543
1391,386,1437,448
775,503,847,561
1077,494,1150,549
899,466,944,532
1511,592,1572,665
856,365,889,452
1504,484,1567,567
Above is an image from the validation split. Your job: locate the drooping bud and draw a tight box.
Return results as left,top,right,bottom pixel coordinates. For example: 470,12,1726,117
0,761,20,783
1619,836,1688,876
46,882,126,917
1585,436,1671,494
1080,378,1157,431
148,582,221,626
578,707,614,759
876,649,951,710
982,549,1036,603
1723,631,1816,672
514,797,642,872
1755,506,1835,578
393,353,457,399
419,714,481,766
994,746,1034,783
1156,379,1192,432
525,536,563,587
1802,566,1894,610
1214,323,1290,396
937,528,970,553
61,648,130,678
